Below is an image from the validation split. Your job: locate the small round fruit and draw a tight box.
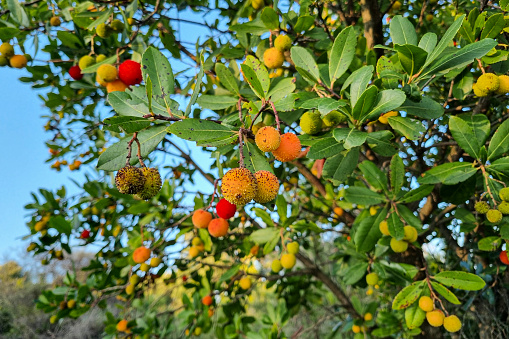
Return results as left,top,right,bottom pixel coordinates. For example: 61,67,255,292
130,275,140,285
135,167,162,200
251,0,264,10
194,327,202,336
379,221,390,236
263,47,284,69
96,54,107,63
443,315,462,333
221,168,258,206
106,79,128,93
0,42,14,57
192,237,203,246
403,226,418,243
486,209,503,223
322,110,347,127
125,284,135,295
390,238,408,253
119,60,143,85
10,55,27,68
495,75,509,95
300,111,322,135
500,250,509,265
366,272,379,286
426,13,434,21
50,315,58,324
116,319,129,332
192,210,212,228
254,170,279,203
96,23,111,38
239,277,252,290
474,201,490,214
426,310,444,327
202,295,213,306
418,296,434,312
27,242,37,252
50,16,61,26
189,246,200,258
150,257,162,267
115,165,145,194
274,35,292,52
272,133,301,162
208,218,229,237
216,198,237,219
139,263,150,272
255,126,281,152
498,201,509,215
333,207,344,217
271,259,282,272
69,65,83,80
473,83,489,97
352,325,361,333
287,242,299,254
80,229,90,239
364,313,373,321
280,253,296,269
0,55,8,67
500,187,509,201
96,73,108,86
133,246,151,264
78,55,95,70
97,64,118,82
208,308,214,317
111,19,125,31
477,73,500,93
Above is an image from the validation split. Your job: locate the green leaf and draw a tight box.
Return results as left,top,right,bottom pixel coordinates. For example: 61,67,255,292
395,44,428,76
253,208,274,227
387,117,425,140
329,26,357,87
418,33,437,55
430,282,461,305
363,89,406,123
399,185,434,203
243,55,270,97
418,162,478,185
388,210,404,240
342,262,369,285
478,236,502,251
488,118,509,160
250,228,279,244
358,161,388,192
424,15,465,68
219,265,241,282
185,54,204,116
294,15,315,32
57,31,85,50
261,7,279,30
389,16,418,46
348,66,374,107
159,30,181,59
344,186,386,205
397,204,423,229
481,13,505,39
0,27,19,41
142,47,175,110
7,0,30,26
49,216,72,236
433,271,486,291
215,63,240,95
103,116,151,133
449,116,481,158
405,305,426,329
197,95,239,110
333,128,368,149
242,140,273,174
322,147,359,182
391,155,405,193
241,64,265,99
97,125,167,171
168,119,236,144
400,97,445,119
354,208,386,253
290,46,320,83
352,86,378,121
392,280,425,310
229,20,269,34
267,78,296,102
86,8,112,30
366,131,398,156
307,138,344,159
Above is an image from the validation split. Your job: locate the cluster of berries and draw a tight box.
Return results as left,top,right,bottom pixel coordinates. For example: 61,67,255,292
115,165,162,200
270,242,299,272
125,246,163,295
379,222,418,253
0,42,30,69
254,126,301,163
474,187,509,223
418,296,462,333
263,35,292,69
192,198,237,240
95,20,125,38
299,110,348,135
473,72,509,97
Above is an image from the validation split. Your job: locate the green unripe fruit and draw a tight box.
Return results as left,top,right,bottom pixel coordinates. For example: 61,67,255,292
97,64,118,82
476,73,500,93
27,242,37,252
78,55,95,70
474,201,490,214
262,113,275,126
486,209,502,223
499,187,509,201
365,272,379,286
139,263,150,272
115,165,146,194
130,275,140,285
498,201,509,215
0,42,14,57
110,19,125,32
403,226,418,243
50,315,58,324
274,35,292,52
300,111,322,135
96,54,107,63
390,238,408,252
252,122,265,135
135,167,162,200
0,55,7,66
96,23,112,38
271,259,282,272
287,242,299,254
322,110,347,127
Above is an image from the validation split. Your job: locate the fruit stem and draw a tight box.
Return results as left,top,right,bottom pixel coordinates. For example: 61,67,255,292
206,179,220,211
268,100,281,132
248,102,267,131
480,164,497,206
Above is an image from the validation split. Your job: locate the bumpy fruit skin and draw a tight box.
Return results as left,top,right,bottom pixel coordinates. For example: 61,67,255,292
125,284,135,295
486,209,503,223
96,23,111,38
254,170,279,203
495,75,509,95
281,253,296,269
116,319,129,332
366,272,379,286
300,111,323,135
10,55,27,68
477,73,500,93
0,55,8,66
97,64,118,82
115,165,145,194
352,325,361,333
322,110,347,127
472,83,489,97
287,242,299,254
69,65,83,80
426,13,434,21
194,327,202,336
132,246,151,264
263,47,285,69
78,55,95,70
426,310,444,327
475,201,490,214
239,277,252,290
251,0,264,10
379,221,390,236
443,315,462,333
150,257,162,267
500,250,509,265
136,167,162,200
192,237,203,246
119,60,143,85
274,35,292,52
498,201,509,215
221,168,258,205
106,79,128,93
272,133,301,162
202,295,213,306
208,218,229,237
50,16,61,26
271,259,282,272
111,19,125,31
255,126,281,152
0,42,14,57
96,54,107,63
418,296,434,312
390,238,408,253
500,187,509,201
403,226,418,243
364,313,373,321
96,73,107,86
334,207,344,217
216,198,237,219
192,210,212,228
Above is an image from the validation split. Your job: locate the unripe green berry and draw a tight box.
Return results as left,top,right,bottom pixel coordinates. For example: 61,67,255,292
366,272,379,286
486,209,503,223
498,201,509,215
300,111,322,135
474,201,490,214
499,187,509,201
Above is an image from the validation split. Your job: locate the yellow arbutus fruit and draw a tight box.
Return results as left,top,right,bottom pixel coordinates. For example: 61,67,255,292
106,79,128,93
281,253,296,269
476,73,500,93
300,111,323,135
426,310,444,327
271,259,282,272
418,296,434,312
263,47,284,69
274,35,292,52
366,272,379,286
254,170,279,203
287,242,299,254
379,221,390,236
221,168,258,205
97,64,118,82
390,238,408,253
495,75,509,94
116,319,130,332
255,126,281,152
239,277,252,290
443,315,462,333
10,55,28,68
115,166,145,194
403,226,418,243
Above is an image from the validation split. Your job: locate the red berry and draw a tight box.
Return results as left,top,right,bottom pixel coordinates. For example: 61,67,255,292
118,60,142,86
80,229,90,239
182,275,188,282
216,198,237,219
69,65,83,80
500,251,509,265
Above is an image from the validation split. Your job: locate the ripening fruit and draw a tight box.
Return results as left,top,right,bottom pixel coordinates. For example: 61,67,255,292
78,55,95,70
403,226,418,243
271,259,282,272
27,242,37,252
116,319,129,332
274,35,292,52
477,73,500,93
287,242,299,254
300,111,323,135
150,257,162,267
255,126,281,152
426,13,434,21
50,315,58,324
272,133,301,162
208,308,214,317
418,296,434,312
495,75,509,95
263,47,284,69
96,54,107,63
111,19,125,31
130,275,140,285
208,218,229,237
10,55,27,68
280,253,296,269
500,250,509,265
0,42,14,57
125,284,135,295
474,201,490,214
67,299,76,309
239,277,252,290
500,187,509,201
426,310,445,327
472,83,488,97
97,64,118,82
194,327,202,336
96,23,112,38
202,295,213,306
498,201,509,214
136,167,162,200
352,325,361,333
189,246,200,258
378,111,398,124
364,313,373,321
254,170,279,203
133,246,151,264
192,237,203,247
221,168,258,206
0,55,8,66
366,272,379,286
139,263,150,272
192,210,212,228
216,198,237,219
390,238,408,253
333,207,344,217
252,122,265,135
379,221,390,236
443,315,462,333
486,209,503,223
106,79,128,93
50,16,61,26
69,65,83,80
96,73,108,87
80,229,90,239
322,110,347,127
119,60,143,85
115,166,145,194
392,0,402,10
251,0,264,10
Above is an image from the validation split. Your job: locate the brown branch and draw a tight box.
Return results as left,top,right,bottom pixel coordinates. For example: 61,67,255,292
291,160,327,196
166,139,215,184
